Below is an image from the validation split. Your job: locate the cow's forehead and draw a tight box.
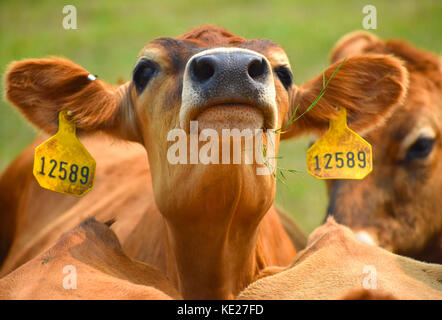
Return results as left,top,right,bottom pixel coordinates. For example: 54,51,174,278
137,26,290,71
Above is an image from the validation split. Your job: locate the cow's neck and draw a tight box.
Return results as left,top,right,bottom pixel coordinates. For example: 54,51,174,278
164,217,266,299
160,167,276,299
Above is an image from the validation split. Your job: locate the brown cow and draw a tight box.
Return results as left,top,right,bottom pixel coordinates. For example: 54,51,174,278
324,31,442,264
238,218,442,300
0,26,408,299
0,218,181,299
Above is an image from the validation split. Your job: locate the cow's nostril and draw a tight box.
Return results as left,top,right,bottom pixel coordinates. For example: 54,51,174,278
191,56,216,83
248,57,267,80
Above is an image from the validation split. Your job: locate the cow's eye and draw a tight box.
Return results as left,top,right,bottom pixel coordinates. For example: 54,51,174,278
274,66,293,90
133,59,158,93
405,137,435,161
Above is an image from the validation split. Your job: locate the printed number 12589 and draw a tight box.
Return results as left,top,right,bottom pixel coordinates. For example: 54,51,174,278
314,151,367,170
38,156,90,184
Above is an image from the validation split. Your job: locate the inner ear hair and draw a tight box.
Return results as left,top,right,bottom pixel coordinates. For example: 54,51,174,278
281,54,409,139
4,58,136,141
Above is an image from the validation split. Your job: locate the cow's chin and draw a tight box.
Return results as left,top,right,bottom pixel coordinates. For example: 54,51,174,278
155,162,276,225
195,104,264,133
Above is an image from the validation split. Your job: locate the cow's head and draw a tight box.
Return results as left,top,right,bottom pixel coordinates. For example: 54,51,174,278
326,31,442,261
5,26,408,229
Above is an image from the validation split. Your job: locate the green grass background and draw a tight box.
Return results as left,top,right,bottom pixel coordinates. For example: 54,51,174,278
1,0,441,233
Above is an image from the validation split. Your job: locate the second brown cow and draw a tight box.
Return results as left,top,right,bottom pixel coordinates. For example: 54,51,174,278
325,31,442,264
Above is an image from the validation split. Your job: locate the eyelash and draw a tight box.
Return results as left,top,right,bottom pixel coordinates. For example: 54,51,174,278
405,137,435,161
274,66,293,89
133,59,159,93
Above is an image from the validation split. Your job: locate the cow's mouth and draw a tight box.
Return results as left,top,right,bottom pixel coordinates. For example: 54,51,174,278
180,101,277,133
194,103,264,132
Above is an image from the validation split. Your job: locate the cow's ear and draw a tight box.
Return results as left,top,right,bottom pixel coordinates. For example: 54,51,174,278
5,58,141,142
280,54,408,139
329,31,385,63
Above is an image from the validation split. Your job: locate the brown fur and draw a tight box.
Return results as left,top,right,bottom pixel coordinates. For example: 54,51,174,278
0,218,181,299
0,141,35,265
326,31,442,263
1,26,408,299
238,218,442,300
339,288,396,300
275,206,307,251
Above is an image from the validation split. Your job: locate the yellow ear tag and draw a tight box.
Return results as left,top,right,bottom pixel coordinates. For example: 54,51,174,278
306,108,372,179
33,111,96,196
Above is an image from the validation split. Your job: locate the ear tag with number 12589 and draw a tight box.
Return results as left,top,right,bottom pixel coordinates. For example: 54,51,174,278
33,111,96,197
306,108,372,179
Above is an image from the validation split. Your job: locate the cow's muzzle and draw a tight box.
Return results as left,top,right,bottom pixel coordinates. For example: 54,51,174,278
180,48,278,132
